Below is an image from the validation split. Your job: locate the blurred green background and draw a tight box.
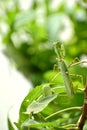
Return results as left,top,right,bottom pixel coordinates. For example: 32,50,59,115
0,0,87,86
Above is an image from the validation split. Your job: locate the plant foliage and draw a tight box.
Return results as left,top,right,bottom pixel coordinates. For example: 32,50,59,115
0,0,87,129
8,43,87,130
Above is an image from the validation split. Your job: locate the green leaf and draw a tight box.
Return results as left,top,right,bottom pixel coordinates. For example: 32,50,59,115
42,84,52,97
54,92,83,109
21,118,64,129
7,117,15,130
52,86,65,94
25,93,57,114
19,84,43,123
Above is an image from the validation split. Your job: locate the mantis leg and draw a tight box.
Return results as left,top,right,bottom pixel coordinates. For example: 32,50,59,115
67,57,87,86
68,57,80,68
69,73,84,90
49,64,61,84
53,64,58,70
68,57,87,68
49,71,61,85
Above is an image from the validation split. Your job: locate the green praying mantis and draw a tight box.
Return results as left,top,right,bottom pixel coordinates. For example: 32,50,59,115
53,42,74,97
53,42,87,97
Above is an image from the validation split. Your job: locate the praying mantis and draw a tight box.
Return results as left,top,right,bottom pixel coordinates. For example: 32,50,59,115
53,42,74,97
53,42,87,97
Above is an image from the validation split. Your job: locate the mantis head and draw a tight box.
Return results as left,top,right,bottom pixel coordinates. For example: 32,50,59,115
53,42,65,59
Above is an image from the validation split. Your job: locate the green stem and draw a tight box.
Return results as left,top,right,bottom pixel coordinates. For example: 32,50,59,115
61,123,78,129
45,106,81,120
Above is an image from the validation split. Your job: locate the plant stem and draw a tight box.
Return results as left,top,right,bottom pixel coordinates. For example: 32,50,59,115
45,107,81,120
78,80,87,130
60,123,78,129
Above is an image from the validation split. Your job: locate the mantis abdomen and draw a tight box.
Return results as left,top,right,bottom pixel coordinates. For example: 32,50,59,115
59,60,74,97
